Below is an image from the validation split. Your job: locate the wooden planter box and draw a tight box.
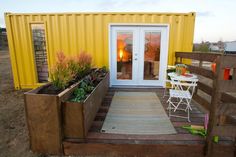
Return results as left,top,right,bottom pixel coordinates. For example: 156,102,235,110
24,82,80,155
63,73,109,139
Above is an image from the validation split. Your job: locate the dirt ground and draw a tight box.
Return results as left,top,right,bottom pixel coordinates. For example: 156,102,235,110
0,50,43,157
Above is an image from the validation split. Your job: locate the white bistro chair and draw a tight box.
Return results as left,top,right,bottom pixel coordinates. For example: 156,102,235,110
163,66,176,98
167,77,198,122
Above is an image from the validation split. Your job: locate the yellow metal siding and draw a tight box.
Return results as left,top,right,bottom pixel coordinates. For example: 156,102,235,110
5,12,195,89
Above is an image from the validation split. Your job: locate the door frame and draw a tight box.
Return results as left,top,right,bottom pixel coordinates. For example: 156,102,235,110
108,23,170,87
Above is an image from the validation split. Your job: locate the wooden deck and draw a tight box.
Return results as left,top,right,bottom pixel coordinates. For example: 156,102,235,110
63,88,234,156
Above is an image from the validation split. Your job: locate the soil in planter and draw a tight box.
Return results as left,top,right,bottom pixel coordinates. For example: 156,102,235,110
37,84,64,95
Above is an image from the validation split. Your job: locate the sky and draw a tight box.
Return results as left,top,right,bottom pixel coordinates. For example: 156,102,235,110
0,0,236,43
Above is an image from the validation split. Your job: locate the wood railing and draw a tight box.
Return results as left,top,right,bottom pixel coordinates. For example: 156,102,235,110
175,52,236,157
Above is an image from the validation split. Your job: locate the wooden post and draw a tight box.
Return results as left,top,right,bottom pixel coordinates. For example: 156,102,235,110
175,55,178,65
180,57,183,64
199,60,203,68
234,138,236,157
205,56,223,157
233,68,236,80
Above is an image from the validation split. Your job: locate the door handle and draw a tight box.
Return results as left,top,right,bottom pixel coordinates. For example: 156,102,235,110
134,58,138,60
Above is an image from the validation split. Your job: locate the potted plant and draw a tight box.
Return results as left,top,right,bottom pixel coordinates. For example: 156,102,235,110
175,64,187,75
24,51,92,154
62,67,109,139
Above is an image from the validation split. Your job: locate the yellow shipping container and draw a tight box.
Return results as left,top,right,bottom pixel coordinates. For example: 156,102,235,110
5,12,195,89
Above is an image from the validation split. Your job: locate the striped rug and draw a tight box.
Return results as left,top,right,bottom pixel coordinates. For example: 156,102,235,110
101,92,176,135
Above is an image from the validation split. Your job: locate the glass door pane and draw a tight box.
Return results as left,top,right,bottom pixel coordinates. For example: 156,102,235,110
143,31,161,80
116,32,133,80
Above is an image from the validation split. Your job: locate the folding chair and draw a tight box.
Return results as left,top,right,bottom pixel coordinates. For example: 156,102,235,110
167,78,198,122
163,66,176,98
163,78,172,98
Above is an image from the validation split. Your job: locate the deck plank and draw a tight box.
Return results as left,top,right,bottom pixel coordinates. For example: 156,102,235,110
86,132,204,141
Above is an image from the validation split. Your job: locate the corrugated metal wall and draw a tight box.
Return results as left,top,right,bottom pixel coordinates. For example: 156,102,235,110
5,12,195,89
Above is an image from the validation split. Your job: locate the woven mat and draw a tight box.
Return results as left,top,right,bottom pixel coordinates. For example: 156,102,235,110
101,92,176,135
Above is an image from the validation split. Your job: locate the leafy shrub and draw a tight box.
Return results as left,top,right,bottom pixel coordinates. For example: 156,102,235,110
70,88,86,102
50,52,74,89
69,68,107,102
67,57,80,77
70,81,94,102
76,51,92,77
50,51,93,90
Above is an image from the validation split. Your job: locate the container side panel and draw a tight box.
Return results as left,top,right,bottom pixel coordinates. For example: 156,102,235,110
7,12,195,89
4,14,20,89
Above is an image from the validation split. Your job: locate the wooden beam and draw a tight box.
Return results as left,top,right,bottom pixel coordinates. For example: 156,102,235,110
175,52,220,62
176,52,201,60
63,142,205,157
219,80,236,92
233,68,236,80
205,56,222,157
85,132,204,142
187,65,214,79
198,82,213,96
225,116,236,125
217,103,236,116
63,141,235,157
212,125,236,137
221,92,236,104
193,94,211,111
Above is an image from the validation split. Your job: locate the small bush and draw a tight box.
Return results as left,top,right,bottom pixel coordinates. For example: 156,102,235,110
49,51,93,91
50,52,74,89
76,51,92,77
69,68,107,102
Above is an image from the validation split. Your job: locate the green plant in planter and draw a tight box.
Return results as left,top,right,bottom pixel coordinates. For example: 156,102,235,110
70,88,87,102
76,51,92,78
70,80,95,102
67,58,80,78
69,67,108,102
80,81,94,93
50,52,74,90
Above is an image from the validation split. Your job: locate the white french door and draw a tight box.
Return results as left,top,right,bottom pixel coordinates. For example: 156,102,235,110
110,25,169,87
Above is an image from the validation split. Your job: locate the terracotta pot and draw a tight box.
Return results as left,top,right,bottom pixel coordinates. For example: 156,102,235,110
181,67,186,75
176,67,186,75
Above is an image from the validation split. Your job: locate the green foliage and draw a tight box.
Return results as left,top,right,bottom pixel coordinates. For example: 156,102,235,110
69,68,108,103
50,51,93,90
70,80,94,102
175,64,187,68
50,52,74,89
67,58,80,77
101,66,108,72
70,88,86,102
76,51,92,77
80,81,94,93
193,42,209,52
